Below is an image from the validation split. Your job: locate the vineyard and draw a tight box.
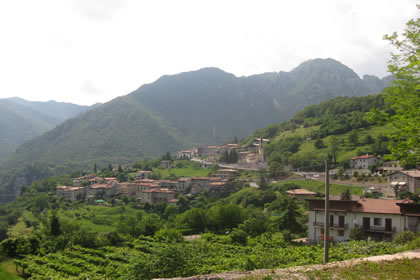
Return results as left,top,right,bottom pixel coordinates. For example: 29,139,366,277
13,234,420,280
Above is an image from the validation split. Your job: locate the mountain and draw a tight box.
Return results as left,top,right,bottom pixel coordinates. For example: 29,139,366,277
0,98,97,162
0,58,391,200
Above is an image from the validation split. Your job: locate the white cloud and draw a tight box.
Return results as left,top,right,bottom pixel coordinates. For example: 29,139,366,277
0,0,417,105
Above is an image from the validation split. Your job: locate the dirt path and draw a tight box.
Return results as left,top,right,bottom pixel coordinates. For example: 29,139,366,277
155,249,420,280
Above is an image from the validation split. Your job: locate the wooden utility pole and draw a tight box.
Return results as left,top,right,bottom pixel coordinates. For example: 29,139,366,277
323,160,330,264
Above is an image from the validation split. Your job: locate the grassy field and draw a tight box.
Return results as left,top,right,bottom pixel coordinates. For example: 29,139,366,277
58,204,145,233
304,258,420,280
243,258,420,279
0,260,22,280
279,124,391,164
276,179,365,196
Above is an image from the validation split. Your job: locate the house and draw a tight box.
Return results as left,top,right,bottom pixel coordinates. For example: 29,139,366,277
216,169,238,179
135,170,152,180
56,186,85,201
377,161,403,175
157,180,177,189
286,188,317,198
349,155,378,169
160,160,173,169
72,174,97,186
119,182,137,196
135,182,158,198
177,150,194,160
87,183,118,199
190,177,221,194
208,181,228,194
138,188,175,204
88,176,105,185
306,198,417,243
388,170,420,194
176,178,191,193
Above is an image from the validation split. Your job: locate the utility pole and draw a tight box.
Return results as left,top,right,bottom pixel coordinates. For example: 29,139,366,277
323,160,330,265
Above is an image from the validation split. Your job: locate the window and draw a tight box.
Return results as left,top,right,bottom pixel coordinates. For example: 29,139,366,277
330,215,334,226
321,228,324,234
374,218,382,226
338,230,344,236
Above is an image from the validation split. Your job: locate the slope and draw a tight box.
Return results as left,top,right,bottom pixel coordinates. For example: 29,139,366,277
0,98,95,162
0,58,391,200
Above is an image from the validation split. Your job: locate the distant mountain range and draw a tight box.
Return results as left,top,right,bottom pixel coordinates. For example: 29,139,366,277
2,58,391,171
0,58,392,202
0,97,98,162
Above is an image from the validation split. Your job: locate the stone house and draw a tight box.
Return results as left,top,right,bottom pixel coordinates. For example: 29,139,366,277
388,170,420,194
176,178,191,193
349,155,378,169
216,169,238,179
160,160,173,169
306,198,418,243
119,182,137,196
190,177,221,194
139,188,175,204
56,186,85,201
87,183,118,199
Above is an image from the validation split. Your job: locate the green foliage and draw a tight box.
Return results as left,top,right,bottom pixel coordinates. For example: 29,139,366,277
367,14,420,167
349,226,365,241
393,231,416,245
340,188,352,200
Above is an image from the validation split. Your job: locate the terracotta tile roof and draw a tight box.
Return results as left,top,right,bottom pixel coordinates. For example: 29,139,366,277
217,169,238,172
178,178,191,182
400,170,420,178
88,177,103,182
350,154,376,160
355,198,411,214
90,184,113,189
286,189,317,195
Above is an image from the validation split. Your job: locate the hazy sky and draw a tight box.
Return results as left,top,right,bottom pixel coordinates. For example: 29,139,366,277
0,0,417,105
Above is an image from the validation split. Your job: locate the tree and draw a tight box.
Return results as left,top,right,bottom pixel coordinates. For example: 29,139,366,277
340,188,352,201
49,211,61,237
348,130,359,146
328,136,339,164
94,163,97,173
108,163,113,171
314,138,325,149
363,135,374,145
368,12,420,167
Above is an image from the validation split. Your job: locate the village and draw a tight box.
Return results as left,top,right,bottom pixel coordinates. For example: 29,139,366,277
55,137,420,245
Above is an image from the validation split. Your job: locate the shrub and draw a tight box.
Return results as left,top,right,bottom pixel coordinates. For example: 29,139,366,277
394,231,416,245
349,226,365,241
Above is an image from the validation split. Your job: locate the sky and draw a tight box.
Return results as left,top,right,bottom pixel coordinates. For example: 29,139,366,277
0,0,417,105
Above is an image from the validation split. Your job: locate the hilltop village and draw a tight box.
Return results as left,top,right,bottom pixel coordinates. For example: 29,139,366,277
55,138,267,204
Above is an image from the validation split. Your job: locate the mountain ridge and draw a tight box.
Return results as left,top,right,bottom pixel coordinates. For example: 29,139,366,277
0,58,392,201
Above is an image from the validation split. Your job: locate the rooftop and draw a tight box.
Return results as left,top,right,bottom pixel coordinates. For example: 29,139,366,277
350,154,376,160
286,189,317,195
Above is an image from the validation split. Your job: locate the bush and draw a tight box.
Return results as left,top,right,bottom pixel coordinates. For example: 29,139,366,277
349,226,365,241
394,231,416,245
230,228,248,245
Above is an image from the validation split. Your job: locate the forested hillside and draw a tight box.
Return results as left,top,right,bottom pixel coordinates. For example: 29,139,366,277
0,98,95,162
244,94,395,175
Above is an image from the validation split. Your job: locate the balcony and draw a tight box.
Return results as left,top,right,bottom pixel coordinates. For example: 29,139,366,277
313,222,348,229
359,225,396,233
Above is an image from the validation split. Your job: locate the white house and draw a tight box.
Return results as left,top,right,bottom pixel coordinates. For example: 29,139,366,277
349,154,378,169
307,198,418,243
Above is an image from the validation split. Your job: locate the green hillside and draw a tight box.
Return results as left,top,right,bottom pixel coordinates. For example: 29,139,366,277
245,94,394,174
0,98,94,162
0,58,391,201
